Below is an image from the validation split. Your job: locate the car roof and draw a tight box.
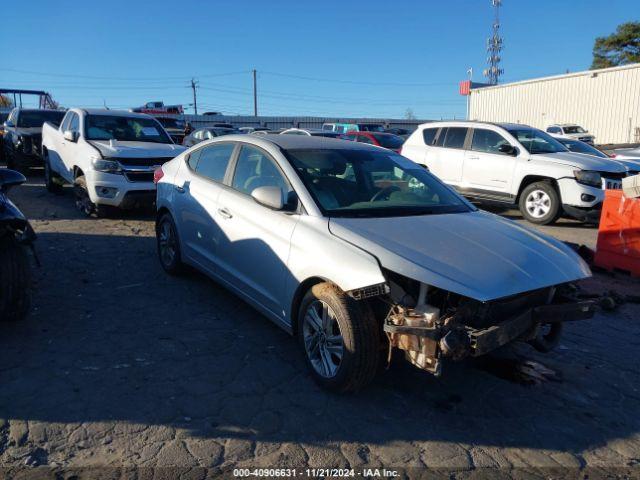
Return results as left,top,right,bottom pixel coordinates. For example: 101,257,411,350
247,133,380,151
418,120,529,130
78,108,154,118
552,123,579,127
13,108,65,113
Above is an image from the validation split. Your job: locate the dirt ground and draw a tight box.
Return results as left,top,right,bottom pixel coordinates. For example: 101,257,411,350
1,174,639,478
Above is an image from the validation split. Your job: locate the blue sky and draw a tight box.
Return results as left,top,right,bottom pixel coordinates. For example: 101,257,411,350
1,0,636,119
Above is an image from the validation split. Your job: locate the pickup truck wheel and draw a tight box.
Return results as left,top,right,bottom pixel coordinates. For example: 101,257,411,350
43,152,63,194
156,213,184,275
74,176,112,218
0,236,31,322
298,283,380,392
518,181,561,225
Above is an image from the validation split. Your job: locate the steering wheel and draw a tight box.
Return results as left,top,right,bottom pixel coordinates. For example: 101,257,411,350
370,185,401,202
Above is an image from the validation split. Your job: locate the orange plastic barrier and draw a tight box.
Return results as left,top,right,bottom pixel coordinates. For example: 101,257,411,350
594,189,640,277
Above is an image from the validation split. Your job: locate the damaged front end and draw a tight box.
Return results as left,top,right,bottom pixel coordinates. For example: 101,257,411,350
377,270,595,376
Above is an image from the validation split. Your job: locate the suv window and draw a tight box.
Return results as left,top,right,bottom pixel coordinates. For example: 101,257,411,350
547,126,560,134
422,128,438,145
443,127,468,149
232,145,289,196
194,143,235,182
471,129,510,154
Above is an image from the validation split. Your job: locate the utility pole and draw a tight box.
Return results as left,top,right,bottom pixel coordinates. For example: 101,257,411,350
253,69,258,116
191,78,199,115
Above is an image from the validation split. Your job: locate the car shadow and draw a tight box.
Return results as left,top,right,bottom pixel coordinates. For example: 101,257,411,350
0,229,637,456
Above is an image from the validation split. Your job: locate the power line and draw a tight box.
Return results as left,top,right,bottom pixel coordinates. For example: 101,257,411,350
260,71,454,87
0,68,250,82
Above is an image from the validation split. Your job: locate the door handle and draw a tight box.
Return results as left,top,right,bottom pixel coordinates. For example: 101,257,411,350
218,208,232,219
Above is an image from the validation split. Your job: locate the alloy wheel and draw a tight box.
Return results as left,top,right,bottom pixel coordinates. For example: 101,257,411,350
525,189,552,219
302,300,344,378
158,220,176,267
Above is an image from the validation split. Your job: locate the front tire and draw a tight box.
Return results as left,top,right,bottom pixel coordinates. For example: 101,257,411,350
298,283,380,392
518,181,562,225
0,236,32,322
74,175,112,218
156,213,184,275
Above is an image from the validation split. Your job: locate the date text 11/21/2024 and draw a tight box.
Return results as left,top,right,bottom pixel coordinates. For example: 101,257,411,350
232,468,400,477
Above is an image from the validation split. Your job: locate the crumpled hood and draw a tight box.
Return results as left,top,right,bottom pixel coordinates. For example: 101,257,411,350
329,211,591,302
89,140,186,158
535,151,627,173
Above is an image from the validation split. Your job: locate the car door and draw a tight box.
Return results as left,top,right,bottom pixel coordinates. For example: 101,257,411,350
215,144,300,318
462,128,517,198
428,127,468,185
47,112,72,176
56,112,81,181
172,142,237,274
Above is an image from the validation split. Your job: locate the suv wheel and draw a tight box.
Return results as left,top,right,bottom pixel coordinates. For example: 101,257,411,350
518,181,561,225
43,151,63,194
298,283,380,392
156,213,184,275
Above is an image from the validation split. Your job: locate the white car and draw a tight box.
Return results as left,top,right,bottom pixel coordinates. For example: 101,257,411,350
401,121,628,225
611,147,640,161
154,134,593,391
546,124,595,144
41,109,185,216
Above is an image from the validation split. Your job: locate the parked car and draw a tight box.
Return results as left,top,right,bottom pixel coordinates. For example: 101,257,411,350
202,111,221,116
41,109,186,217
556,137,640,176
343,131,405,153
238,127,270,134
131,101,183,115
155,116,186,145
183,127,237,147
322,122,385,133
401,121,628,225
0,169,37,322
384,127,413,138
611,146,640,161
0,109,10,163
546,124,595,144
3,108,66,171
154,134,594,392
281,128,345,138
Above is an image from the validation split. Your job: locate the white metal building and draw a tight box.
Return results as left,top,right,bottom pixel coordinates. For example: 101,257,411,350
469,63,640,145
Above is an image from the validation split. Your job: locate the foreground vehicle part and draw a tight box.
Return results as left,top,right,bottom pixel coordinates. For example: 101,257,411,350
298,283,380,392
155,134,594,391
0,169,36,322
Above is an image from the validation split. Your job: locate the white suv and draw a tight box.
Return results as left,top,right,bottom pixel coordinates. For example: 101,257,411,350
401,121,627,225
546,124,595,144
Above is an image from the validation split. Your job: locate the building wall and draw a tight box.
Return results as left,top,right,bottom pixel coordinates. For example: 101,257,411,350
469,63,640,145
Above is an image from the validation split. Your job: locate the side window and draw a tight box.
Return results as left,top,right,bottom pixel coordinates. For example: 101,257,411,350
187,148,202,170
357,135,375,145
547,126,559,134
232,145,289,196
69,113,80,132
434,128,447,147
422,128,438,145
443,127,468,149
471,129,510,154
60,112,72,132
194,143,235,182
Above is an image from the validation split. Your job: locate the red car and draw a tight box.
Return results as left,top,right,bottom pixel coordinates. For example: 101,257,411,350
344,131,405,153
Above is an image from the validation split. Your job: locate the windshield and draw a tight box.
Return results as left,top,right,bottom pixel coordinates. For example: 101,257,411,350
85,115,172,143
507,128,568,154
17,110,65,128
285,148,472,217
564,126,586,134
558,139,607,158
155,117,185,129
372,133,404,149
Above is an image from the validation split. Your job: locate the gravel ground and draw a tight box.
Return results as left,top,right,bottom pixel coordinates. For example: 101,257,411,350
1,175,639,478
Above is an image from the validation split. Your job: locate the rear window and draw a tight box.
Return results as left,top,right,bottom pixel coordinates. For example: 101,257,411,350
422,128,438,146
443,127,468,149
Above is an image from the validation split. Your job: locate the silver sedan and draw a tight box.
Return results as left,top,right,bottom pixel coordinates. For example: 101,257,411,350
154,134,593,392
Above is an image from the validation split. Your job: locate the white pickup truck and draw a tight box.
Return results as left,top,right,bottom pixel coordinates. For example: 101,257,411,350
41,109,186,216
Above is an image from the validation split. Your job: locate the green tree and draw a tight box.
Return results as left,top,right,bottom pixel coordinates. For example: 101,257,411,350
591,22,640,69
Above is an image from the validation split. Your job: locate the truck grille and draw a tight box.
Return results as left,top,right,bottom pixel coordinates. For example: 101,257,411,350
124,172,155,183
109,157,175,167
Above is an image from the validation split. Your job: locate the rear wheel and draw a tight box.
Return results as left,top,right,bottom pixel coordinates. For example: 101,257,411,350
518,181,561,225
0,236,31,322
156,213,184,275
43,151,63,194
298,283,380,392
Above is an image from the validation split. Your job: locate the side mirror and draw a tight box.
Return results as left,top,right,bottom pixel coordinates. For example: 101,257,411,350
498,144,517,156
0,169,27,193
63,130,78,142
251,186,284,210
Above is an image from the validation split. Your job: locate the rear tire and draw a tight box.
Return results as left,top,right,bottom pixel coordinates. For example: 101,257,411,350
0,236,32,322
156,213,184,275
298,283,380,392
43,151,63,194
518,181,561,225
